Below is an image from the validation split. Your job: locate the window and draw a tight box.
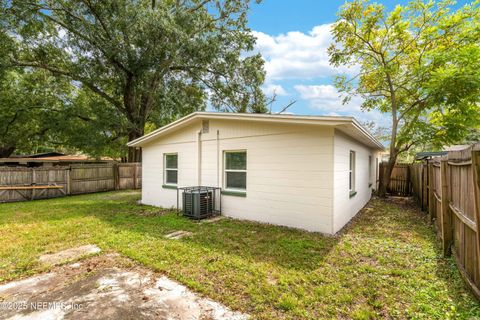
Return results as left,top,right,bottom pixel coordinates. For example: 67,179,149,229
368,155,372,186
349,151,356,192
224,151,246,191
164,153,178,185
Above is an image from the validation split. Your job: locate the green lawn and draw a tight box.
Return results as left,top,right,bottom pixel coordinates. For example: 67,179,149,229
0,191,478,319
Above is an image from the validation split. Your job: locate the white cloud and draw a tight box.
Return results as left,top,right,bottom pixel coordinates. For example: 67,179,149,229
294,84,361,112
253,25,357,81
262,83,288,96
294,84,389,126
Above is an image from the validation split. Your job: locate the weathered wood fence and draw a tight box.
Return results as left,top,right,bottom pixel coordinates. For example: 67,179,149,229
0,163,141,203
409,144,480,299
379,162,412,196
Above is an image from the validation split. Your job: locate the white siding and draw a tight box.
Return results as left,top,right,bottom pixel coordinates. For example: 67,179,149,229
141,128,198,208
332,130,376,233
141,119,335,233
141,119,380,234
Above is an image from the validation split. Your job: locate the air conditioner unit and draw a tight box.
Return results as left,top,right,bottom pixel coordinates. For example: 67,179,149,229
182,190,212,219
178,186,221,219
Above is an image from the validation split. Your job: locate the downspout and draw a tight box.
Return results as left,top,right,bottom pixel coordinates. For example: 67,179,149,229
197,130,202,186
217,130,220,188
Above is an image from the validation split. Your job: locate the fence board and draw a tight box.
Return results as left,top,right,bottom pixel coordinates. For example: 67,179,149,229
0,163,141,203
409,143,480,300
379,163,411,196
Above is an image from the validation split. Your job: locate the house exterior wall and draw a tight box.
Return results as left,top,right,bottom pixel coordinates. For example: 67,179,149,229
332,129,378,233
141,118,335,233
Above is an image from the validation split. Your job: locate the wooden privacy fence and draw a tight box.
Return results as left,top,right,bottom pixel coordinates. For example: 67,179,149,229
0,163,141,203
379,162,411,196
410,162,429,211
409,144,480,299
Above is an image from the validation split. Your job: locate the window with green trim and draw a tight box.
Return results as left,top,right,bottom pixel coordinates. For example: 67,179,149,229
349,150,356,192
368,155,372,186
224,151,246,191
164,153,178,185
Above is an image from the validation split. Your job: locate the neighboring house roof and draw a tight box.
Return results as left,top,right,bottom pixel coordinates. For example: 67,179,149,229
443,145,470,151
128,112,384,150
0,155,114,163
11,152,66,158
415,151,448,160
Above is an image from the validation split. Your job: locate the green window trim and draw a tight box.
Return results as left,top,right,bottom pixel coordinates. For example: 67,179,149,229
162,184,177,190
221,190,247,197
349,191,357,198
224,150,247,191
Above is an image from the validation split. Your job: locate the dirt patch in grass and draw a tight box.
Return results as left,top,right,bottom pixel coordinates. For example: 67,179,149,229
0,253,248,320
135,208,171,217
39,244,101,266
164,230,193,240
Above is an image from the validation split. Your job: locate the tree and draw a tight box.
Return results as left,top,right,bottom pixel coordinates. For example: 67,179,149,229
0,69,74,157
329,0,480,197
361,120,390,145
49,90,131,160
1,0,266,162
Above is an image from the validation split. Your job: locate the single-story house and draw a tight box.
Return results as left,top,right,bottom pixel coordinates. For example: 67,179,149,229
128,112,384,234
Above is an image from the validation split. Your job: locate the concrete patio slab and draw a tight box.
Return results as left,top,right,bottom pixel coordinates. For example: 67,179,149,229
0,254,248,320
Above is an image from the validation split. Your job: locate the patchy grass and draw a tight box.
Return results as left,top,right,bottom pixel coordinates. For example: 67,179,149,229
0,191,478,319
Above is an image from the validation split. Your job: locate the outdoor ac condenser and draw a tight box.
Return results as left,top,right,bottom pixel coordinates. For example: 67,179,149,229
182,189,213,219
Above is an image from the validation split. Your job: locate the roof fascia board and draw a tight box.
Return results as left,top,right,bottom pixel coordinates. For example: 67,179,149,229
127,112,384,149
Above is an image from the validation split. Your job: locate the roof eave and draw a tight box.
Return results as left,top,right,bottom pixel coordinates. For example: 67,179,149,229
127,112,384,150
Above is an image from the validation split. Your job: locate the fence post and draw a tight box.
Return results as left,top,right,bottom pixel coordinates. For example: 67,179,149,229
471,147,480,275
379,162,384,194
407,165,411,195
133,163,138,189
428,161,434,222
65,167,71,195
421,163,426,211
31,168,36,200
113,163,119,190
68,166,73,195
440,158,452,256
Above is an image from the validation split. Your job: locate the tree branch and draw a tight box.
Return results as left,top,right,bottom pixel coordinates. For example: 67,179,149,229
276,100,297,114
12,60,123,111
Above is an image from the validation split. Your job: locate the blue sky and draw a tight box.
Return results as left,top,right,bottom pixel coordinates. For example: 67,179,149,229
246,0,468,126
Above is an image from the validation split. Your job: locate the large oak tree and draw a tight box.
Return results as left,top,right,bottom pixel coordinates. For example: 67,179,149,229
329,0,480,196
1,0,266,161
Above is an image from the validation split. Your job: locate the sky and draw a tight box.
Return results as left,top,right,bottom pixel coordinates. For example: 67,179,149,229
246,0,468,126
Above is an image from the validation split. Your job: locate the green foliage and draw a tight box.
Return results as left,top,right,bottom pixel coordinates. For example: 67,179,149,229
0,69,73,157
52,90,131,159
362,121,390,145
1,0,266,160
329,0,480,159
428,43,480,145
0,191,479,318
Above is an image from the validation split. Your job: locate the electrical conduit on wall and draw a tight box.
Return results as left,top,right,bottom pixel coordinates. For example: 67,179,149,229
197,130,202,186
217,130,220,188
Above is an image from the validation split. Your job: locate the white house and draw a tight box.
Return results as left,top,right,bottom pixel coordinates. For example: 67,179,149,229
128,112,384,234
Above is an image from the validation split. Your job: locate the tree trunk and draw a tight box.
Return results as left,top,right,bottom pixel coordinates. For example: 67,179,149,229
378,154,397,198
0,146,15,158
127,130,143,163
